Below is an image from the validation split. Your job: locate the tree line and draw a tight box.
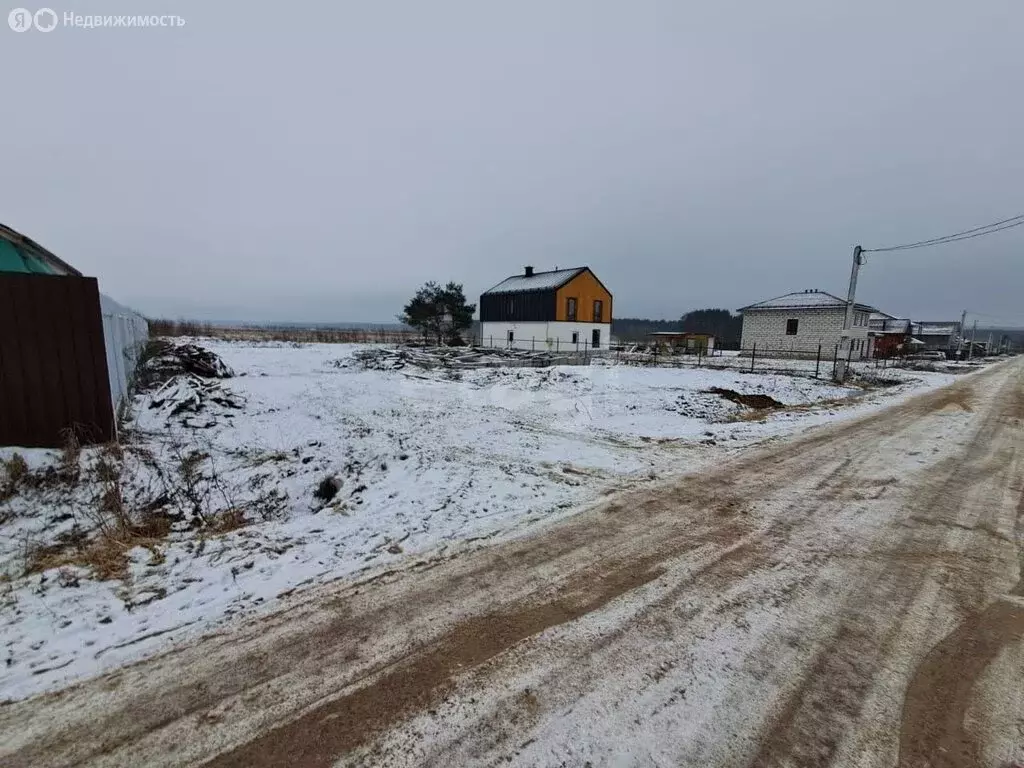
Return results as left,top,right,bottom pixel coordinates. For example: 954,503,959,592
613,309,742,344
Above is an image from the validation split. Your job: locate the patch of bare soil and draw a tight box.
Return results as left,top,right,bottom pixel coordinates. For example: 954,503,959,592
707,386,784,409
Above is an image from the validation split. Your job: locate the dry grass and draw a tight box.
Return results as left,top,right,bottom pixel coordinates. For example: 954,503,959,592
149,318,416,345
209,507,249,534
12,433,280,584
726,409,771,423
25,532,163,582
24,513,173,582
58,427,83,486
3,453,29,484
1,453,29,501
21,443,176,582
250,451,291,466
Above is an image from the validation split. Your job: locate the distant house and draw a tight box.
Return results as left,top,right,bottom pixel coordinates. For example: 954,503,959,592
647,331,715,354
738,289,876,360
911,321,962,354
479,266,612,351
868,311,916,358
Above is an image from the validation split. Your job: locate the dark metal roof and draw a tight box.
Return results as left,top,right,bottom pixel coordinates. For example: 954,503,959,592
482,267,587,295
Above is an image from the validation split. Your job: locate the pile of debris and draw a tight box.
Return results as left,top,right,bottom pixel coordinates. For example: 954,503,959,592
136,340,234,392
135,341,241,427
146,375,243,426
337,345,582,372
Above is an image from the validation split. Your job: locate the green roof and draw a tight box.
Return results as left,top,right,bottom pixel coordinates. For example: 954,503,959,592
0,238,60,274
0,224,81,276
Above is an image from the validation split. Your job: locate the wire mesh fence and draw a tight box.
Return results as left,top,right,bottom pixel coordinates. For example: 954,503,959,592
470,336,851,378
147,323,928,382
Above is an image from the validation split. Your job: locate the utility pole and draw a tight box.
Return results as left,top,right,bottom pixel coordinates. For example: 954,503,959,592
967,319,978,360
958,309,967,358
836,245,864,381
842,245,864,343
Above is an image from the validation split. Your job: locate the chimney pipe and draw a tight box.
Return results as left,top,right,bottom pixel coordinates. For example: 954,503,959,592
524,265,534,277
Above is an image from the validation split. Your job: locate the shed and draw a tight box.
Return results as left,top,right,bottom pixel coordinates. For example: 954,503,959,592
647,332,716,353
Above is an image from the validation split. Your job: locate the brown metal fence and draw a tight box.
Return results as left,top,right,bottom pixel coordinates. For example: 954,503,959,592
0,274,114,448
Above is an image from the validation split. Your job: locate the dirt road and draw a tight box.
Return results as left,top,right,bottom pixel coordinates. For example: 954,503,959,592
3,361,1022,767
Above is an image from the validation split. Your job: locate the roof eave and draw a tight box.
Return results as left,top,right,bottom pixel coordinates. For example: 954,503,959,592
0,223,82,277
481,286,559,296
740,303,875,313
480,266,588,296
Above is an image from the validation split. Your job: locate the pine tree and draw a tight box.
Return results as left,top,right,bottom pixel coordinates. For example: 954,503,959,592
400,281,476,345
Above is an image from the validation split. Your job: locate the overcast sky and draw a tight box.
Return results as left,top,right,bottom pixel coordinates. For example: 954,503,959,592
2,0,1022,325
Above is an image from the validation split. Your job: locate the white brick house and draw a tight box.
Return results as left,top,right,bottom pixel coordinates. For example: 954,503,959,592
738,290,877,360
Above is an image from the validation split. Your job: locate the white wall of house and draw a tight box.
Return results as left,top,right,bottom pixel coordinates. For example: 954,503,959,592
740,308,872,359
479,321,612,351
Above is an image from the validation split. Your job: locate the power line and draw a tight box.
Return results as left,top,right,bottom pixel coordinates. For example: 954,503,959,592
870,219,1024,252
965,310,1024,325
864,212,1024,253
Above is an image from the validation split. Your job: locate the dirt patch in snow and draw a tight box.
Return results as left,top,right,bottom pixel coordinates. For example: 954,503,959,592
708,387,784,410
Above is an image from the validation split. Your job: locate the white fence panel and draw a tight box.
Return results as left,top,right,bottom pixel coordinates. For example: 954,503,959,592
99,294,149,412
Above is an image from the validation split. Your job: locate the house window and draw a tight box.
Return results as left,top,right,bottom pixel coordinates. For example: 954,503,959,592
571,332,578,344
786,318,799,335
593,299,603,323
566,297,577,321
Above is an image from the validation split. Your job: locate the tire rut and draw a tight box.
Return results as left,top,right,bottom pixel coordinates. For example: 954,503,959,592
748,365,1023,768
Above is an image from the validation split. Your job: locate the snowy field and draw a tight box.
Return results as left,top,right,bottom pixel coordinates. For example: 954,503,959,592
0,340,960,701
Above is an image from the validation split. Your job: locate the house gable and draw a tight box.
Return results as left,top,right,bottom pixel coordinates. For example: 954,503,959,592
554,268,613,323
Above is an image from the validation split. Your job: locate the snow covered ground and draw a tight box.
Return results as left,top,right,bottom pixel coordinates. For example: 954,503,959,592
0,340,961,701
